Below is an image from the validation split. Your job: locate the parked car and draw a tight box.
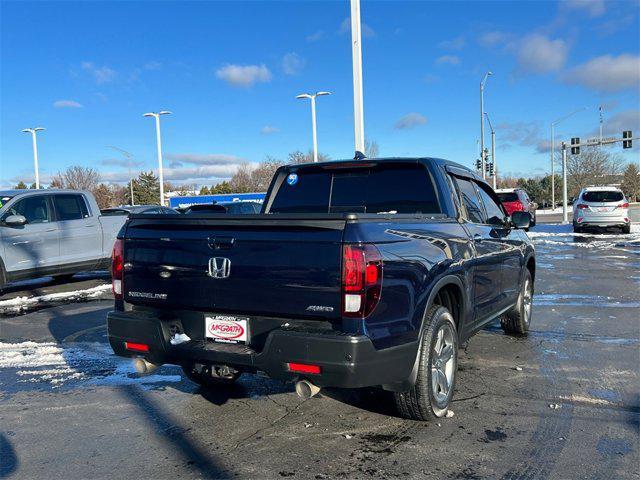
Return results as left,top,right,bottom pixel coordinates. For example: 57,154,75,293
495,188,537,227
572,186,631,233
0,190,127,289
107,158,535,421
101,205,179,216
179,201,262,215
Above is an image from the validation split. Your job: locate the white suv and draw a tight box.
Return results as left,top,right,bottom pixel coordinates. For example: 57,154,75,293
572,186,631,234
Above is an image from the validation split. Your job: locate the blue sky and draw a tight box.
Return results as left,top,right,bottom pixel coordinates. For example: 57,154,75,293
1,0,639,188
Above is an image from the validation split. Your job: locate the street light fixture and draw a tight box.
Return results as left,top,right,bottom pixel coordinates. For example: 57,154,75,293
296,91,331,163
550,106,588,209
143,111,171,205
22,127,45,189
480,71,492,179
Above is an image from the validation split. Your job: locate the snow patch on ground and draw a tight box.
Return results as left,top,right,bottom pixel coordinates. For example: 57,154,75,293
0,284,112,313
0,340,181,388
527,223,640,252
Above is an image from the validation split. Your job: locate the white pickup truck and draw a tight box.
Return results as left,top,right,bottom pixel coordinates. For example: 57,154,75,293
0,189,127,289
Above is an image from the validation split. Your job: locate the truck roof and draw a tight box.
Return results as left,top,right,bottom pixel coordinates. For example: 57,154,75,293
287,157,483,180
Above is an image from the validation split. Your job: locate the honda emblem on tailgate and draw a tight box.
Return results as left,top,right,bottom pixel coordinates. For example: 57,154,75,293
208,257,231,279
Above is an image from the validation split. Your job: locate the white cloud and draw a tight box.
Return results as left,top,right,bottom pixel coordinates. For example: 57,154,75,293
562,0,606,17
339,18,375,38
435,55,461,66
143,61,162,70
394,113,427,130
479,31,514,48
438,36,465,50
260,125,279,135
53,99,83,108
282,53,305,75
100,158,144,168
165,153,248,166
598,109,640,136
563,54,640,92
517,34,568,73
306,30,325,42
215,64,272,88
81,62,116,84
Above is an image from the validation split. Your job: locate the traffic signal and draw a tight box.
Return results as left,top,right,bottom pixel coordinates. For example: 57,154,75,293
485,162,491,173
489,163,495,176
571,137,580,155
475,159,482,170
623,130,632,149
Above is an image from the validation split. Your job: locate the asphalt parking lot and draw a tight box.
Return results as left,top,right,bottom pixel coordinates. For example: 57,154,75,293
1,213,638,479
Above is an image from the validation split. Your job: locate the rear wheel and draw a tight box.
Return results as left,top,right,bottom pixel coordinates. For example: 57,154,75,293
500,270,533,336
394,305,458,421
622,224,631,234
181,362,240,388
573,222,582,233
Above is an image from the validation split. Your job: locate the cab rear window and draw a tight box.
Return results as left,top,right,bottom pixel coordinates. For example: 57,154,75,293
269,163,441,214
497,192,519,203
582,191,624,203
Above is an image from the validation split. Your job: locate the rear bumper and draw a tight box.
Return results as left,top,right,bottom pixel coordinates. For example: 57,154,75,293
107,310,417,390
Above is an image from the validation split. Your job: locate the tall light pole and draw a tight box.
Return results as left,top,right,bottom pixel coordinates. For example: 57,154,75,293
480,71,492,179
296,92,331,163
108,146,135,206
143,111,171,205
21,127,45,189
350,0,365,157
485,113,496,189
550,107,587,208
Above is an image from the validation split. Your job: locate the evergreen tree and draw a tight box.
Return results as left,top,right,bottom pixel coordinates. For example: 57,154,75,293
131,171,160,205
199,186,211,196
621,163,640,202
15,181,27,189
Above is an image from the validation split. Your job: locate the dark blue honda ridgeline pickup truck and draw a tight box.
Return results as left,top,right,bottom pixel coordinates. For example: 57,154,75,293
107,158,535,420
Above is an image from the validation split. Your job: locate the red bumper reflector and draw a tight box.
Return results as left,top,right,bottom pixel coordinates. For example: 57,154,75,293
288,362,321,374
125,342,149,353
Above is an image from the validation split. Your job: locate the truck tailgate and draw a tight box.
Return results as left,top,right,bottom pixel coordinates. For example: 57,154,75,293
122,215,346,320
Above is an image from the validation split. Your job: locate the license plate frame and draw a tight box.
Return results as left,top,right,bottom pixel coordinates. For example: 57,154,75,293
205,315,249,344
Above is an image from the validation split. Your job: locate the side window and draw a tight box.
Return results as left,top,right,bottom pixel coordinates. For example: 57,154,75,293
475,183,506,225
454,177,485,224
3,196,51,224
53,194,89,221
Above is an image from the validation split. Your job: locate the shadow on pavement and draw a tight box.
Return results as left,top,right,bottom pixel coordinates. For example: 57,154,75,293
0,433,18,478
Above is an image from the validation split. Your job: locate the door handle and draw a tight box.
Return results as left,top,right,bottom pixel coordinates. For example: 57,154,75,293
473,234,483,243
85,224,97,228
45,228,56,232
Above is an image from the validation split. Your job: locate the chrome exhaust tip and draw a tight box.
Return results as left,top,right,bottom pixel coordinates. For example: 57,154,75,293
133,358,159,375
295,379,321,399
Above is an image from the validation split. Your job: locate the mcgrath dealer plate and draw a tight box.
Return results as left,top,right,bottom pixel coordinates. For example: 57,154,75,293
205,315,248,343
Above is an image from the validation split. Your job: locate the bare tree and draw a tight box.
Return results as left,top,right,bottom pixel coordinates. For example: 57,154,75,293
365,139,379,158
567,147,623,197
229,163,255,193
92,184,114,209
54,166,101,191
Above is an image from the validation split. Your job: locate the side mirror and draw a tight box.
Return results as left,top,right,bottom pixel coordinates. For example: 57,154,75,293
4,214,27,227
511,211,531,229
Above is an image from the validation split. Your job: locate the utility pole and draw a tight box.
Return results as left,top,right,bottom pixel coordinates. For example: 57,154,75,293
479,71,492,179
296,92,331,162
22,127,45,189
108,146,136,205
143,111,171,205
350,0,365,156
485,112,496,189
562,142,568,224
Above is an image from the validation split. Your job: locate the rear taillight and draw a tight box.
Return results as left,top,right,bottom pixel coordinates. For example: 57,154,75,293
616,202,630,209
576,204,589,210
342,244,383,318
511,202,524,211
112,238,124,299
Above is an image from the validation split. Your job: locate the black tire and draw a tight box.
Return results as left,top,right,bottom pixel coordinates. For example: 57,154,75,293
181,363,240,388
622,224,631,234
394,305,458,421
573,222,581,233
500,269,533,336
0,259,6,295
530,212,536,227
